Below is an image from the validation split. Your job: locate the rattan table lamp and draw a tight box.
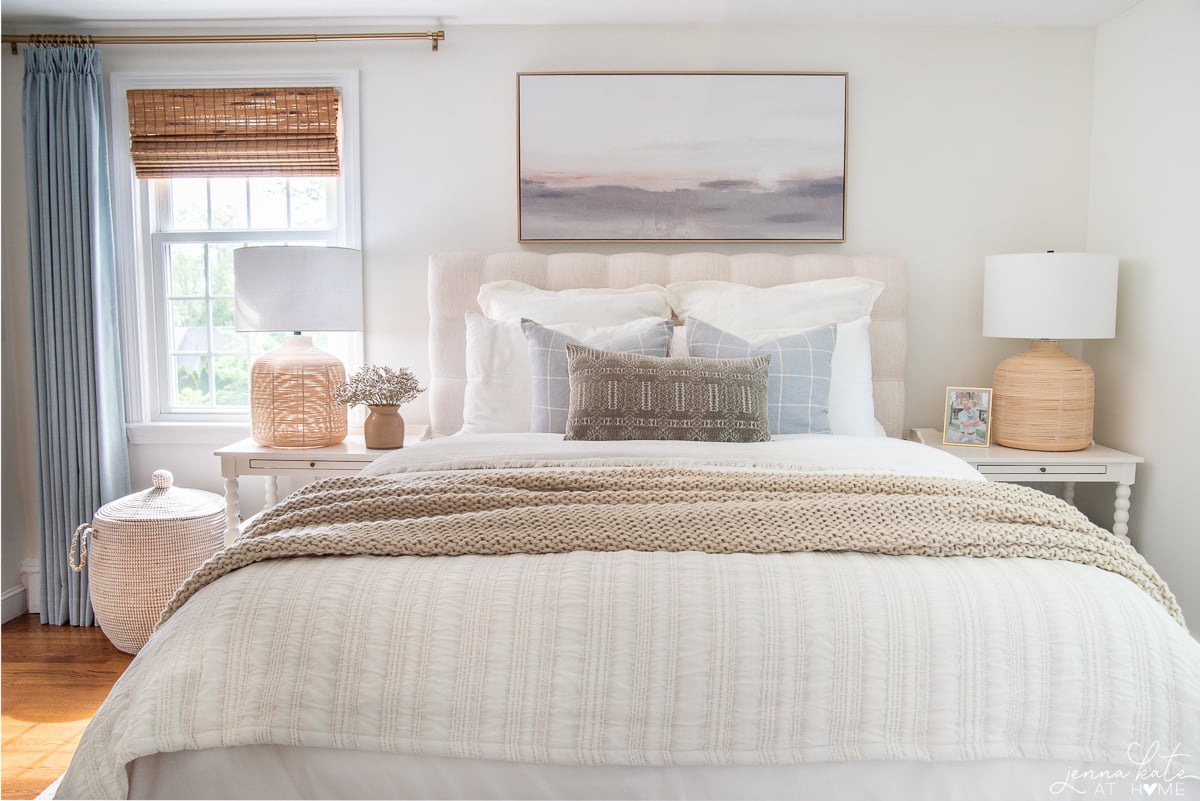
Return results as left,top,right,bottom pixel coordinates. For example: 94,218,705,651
982,252,1118,451
234,246,363,448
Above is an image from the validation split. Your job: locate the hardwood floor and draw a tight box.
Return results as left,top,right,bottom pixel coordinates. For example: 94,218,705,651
1,614,132,800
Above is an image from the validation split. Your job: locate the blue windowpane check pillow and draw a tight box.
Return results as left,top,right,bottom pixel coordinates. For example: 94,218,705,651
521,318,674,434
686,318,836,435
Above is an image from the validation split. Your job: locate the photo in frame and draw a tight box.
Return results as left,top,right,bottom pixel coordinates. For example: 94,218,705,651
943,387,992,447
517,72,847,243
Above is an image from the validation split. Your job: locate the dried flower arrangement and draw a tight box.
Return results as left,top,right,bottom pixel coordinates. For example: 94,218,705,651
333,365,425,408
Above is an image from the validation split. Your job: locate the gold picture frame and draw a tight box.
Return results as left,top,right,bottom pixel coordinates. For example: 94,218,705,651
943,386,992,447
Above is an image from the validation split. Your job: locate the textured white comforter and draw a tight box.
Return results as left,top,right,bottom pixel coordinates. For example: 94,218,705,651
58,436,1200,799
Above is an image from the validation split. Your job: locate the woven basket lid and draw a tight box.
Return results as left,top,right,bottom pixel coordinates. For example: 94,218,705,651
95,470,224,523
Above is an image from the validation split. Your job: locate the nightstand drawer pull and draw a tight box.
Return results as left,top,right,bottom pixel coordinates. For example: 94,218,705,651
976,463,1108,477
248,458,367,472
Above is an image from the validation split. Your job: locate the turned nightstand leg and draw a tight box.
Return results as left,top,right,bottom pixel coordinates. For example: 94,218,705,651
223,476,241,545
1113,483,1132,541
265,475,279,508
1063,481,1076,506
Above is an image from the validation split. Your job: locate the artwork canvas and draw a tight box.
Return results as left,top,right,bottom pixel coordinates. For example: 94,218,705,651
517,72,847,242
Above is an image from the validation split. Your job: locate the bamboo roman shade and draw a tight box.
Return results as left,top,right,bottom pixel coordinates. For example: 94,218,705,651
127,87,341,177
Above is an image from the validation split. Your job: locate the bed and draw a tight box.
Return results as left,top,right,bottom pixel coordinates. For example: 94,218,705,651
58,252,1200,800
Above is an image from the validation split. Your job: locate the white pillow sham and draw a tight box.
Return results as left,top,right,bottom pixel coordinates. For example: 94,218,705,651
478,281,671,325
670,316,878,437
460,313,673,434
665,277,883,339
824,317,878,437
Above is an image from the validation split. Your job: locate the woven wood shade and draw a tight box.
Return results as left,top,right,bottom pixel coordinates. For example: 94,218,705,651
991,340,1095,452
127,87,340,178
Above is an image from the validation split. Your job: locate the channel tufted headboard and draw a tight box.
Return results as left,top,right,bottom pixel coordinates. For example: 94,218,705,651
427,252,907,438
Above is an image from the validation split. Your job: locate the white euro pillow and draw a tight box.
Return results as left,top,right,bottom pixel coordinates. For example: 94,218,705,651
478,281,670,325
826,317,878,437
460,313,673,434
666,277,883,337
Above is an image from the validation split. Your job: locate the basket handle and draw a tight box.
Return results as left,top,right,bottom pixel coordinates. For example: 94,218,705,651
69,524,92,572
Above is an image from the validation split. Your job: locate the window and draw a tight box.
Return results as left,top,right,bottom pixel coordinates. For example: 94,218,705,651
149,176,357,413
111,72,361,423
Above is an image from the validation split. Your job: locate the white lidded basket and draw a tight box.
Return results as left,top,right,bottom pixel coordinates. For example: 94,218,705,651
71,469,225,654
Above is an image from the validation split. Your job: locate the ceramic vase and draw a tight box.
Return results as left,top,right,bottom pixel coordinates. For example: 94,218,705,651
363,405,405,449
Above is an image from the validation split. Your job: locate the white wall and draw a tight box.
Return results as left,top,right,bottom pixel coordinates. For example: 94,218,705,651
1,23,1097,608
2,53,40,613
1080,0,1200,632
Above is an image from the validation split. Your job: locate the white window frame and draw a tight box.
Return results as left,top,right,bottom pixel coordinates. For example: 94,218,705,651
109,70,362,427
148,183,345,417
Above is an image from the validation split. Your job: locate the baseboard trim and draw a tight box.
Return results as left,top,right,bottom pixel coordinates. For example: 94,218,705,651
2,585,28,623
20,558,41,616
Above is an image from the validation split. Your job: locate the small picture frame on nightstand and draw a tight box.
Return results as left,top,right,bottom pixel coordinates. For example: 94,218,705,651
943,386,992,447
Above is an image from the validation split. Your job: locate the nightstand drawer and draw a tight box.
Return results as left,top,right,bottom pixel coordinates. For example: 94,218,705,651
975,463,1108,477
248,458,368,472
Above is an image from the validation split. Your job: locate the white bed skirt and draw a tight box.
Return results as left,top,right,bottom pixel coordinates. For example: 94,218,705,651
128,745,1144,801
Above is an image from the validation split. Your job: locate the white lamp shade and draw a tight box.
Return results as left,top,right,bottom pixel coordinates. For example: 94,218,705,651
234,246,363,332
982,252,1118,340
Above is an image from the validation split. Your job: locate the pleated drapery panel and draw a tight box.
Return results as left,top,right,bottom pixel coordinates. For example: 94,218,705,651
23,46,131,625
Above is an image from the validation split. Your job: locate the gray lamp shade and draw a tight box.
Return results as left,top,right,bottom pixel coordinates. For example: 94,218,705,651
234,246,363,333
982,252,1118,340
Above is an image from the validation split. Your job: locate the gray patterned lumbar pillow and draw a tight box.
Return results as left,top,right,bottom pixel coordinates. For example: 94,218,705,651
686,318,836,435
522,318,673,434
563,344,772,443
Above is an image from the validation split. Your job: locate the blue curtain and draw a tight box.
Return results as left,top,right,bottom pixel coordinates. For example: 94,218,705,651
23,46,131,625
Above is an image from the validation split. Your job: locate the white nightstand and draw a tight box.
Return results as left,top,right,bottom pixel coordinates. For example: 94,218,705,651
215,428,427,542
909,428,1144,539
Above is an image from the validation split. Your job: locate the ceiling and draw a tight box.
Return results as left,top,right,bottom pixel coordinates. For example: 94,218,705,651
1,0,1144,30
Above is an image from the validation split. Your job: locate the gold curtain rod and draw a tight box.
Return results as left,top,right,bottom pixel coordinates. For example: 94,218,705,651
2,30,445,54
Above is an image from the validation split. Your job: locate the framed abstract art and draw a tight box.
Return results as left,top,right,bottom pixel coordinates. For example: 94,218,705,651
517,72,847,243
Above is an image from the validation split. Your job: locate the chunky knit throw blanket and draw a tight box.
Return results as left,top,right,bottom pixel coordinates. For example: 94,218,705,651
160,464,1183,627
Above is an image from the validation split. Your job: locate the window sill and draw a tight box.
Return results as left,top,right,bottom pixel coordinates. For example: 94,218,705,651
127,422,251,446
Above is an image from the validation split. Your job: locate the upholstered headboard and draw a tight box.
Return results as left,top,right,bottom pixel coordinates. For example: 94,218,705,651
427,252,907,438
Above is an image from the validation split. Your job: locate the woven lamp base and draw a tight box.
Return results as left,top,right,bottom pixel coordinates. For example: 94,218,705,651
991,340,1094,451
250,336,347,448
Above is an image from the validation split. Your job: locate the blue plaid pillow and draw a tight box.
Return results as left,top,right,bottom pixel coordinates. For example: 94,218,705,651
686,318,836,434
521,318,674,434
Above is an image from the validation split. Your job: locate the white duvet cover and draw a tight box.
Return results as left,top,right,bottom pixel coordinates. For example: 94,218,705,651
58,435,1200,800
